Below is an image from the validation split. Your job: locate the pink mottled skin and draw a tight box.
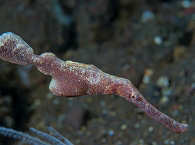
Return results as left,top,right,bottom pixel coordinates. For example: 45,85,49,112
0,32,188,133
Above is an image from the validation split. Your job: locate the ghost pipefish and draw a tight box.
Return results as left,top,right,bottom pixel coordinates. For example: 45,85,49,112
0,32,188,133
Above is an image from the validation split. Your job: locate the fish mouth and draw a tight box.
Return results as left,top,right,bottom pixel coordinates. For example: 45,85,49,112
129,89,188,133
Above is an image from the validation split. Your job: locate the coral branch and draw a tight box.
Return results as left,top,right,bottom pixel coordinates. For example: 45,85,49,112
0,126,73,145
0,32,188,133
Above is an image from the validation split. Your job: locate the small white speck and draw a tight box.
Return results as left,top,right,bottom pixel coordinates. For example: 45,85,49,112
141,10,155,22
108,129,114,136
121,124,127,130
182,0,191,8
170,140,175,145
160,96,169,105
154,36,163,45
157,76,169,87
148,126,154,132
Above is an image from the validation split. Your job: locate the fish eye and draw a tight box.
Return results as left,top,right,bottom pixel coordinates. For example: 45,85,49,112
132,95,135,99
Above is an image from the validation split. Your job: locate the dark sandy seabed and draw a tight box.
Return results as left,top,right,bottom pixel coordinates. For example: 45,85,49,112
0,0,194,145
